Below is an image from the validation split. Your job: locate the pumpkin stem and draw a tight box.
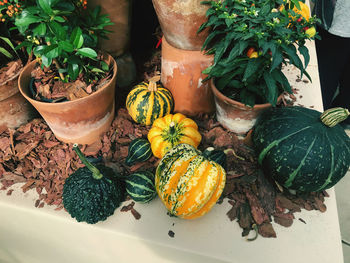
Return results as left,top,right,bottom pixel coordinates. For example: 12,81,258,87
147,75,161,92
247,224,258,242
320,107,350,128
73,143,103,180
169,121,176,135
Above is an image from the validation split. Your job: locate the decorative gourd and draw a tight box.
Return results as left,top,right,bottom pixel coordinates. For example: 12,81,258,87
126,75,174,126
125,171,157,203
252,106,350,192
202,147,227,169
155,143,226,219
125,138,152,166
148,113,202,158
62,144,124,224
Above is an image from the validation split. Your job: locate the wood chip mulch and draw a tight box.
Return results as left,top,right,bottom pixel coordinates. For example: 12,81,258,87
0,108,328,238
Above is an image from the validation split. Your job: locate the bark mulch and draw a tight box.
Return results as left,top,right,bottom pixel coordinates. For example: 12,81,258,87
0,108,328,238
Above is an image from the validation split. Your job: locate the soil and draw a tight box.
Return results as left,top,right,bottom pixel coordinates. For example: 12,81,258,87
29,54,113,103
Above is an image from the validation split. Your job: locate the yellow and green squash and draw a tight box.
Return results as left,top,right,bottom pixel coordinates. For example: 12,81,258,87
155,143,226,219
148,113,202,159
126,76,174,126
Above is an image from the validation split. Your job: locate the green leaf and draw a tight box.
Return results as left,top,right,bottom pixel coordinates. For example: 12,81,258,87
91,68,105,73
68,63,79,80
48,21,66,40
38,0,53,15
240,89,256,107
282,44,304,76
33,23,47,36
298,45,310,69
42,44,59,59
270,49,283,72
70,27,84,49
58,41,74,53
290,0,301,10
33,45,46,56
271,69,292,93
243,58,263,81
76,48,97,59
53,16,65,23
263,72,278,106
15,10,43,32
41,55,53,67
100,61,109,71
0,37,16,52
0,47,13,59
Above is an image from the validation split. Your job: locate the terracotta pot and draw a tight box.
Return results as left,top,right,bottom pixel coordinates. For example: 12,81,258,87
18,54,117,145
89,0,131,57
161,37,215,116
152,0,210,50
0,65,37,129
211,79,280,134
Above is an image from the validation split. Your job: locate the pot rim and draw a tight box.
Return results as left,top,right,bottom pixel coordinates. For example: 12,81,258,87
18,53,117,106
210,78,282,109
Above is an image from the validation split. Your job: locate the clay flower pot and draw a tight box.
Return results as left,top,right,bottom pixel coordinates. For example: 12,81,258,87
0,64,37,129
211,79,280,134
152,0,210,50
18,54,117,145
161,37,215,116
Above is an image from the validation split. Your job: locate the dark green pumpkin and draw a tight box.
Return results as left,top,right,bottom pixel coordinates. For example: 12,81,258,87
202,147,227,169
125,138,152,166
252,106,350,192
125,170,157,203
63,144,124,224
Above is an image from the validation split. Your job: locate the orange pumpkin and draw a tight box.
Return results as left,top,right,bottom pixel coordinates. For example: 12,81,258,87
147,113,202,158
155,143,226,219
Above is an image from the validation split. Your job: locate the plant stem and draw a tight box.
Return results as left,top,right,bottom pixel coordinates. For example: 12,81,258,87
73,143,103,179
47,41,65,80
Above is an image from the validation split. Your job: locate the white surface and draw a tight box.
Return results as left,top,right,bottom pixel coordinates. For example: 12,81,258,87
0,41,345,263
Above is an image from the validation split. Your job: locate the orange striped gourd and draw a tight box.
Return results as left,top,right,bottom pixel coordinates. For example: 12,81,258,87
155,143,226,219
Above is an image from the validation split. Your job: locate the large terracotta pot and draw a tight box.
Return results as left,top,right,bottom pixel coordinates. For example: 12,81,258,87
152,0,210,50
89,0,131,57
18,54,117,145
211,79,279,134
161,37,215,116
0,65,37,129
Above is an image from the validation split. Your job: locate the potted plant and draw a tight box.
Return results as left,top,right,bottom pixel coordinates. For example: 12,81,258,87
15,0,118,144
0,0,37,129
198,0,318,134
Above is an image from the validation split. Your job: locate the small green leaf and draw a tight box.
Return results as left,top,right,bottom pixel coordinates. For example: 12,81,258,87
33,23,47,36
68,63,79,80
0,47,13,59
270,49,283,72
91,68,105,73
38,0,53,15
58,41,74,53
263,72,278,106
76,48,97,59
43,44,59,59
49,21,66,40
41,55,53,67
70,27,84,49
243,58,263,81
53,16,65,23
100,61,109,71
298,45,310,69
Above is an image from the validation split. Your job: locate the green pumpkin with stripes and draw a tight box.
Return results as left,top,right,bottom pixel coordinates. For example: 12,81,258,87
125,171,157,203
252,106,350,192
125,138,152,166
126,76,174,126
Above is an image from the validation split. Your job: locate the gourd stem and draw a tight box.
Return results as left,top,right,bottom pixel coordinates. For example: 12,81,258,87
224,148,245,161
247,224,258,242
169,121,176,135
147,75,161,92
73,143,103,180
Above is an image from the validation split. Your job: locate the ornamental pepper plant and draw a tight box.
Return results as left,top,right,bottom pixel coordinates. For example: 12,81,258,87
14,0,113,88
199,0,319,107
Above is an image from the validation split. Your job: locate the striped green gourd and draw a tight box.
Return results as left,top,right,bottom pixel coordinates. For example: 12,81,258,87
126,76,174,126
125,171,157,203
320,107,349,127
252,106,350,192
125,138,152,166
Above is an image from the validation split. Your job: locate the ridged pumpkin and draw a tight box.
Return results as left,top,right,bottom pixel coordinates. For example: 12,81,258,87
148,113,202,158
126,76,174,126
155,143,226,219
252,106,350,192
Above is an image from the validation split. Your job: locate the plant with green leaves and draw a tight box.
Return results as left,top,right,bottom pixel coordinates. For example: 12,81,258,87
199,0,319,107
14,0,113,83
